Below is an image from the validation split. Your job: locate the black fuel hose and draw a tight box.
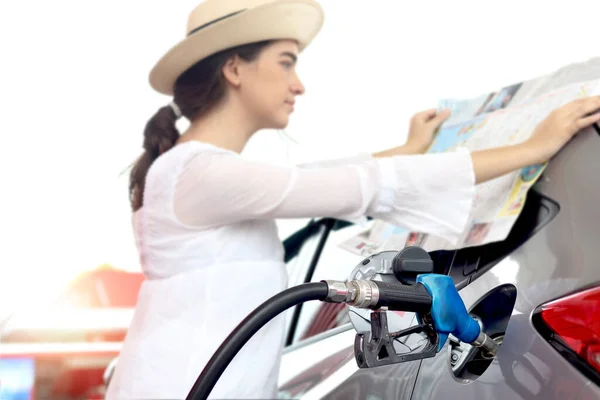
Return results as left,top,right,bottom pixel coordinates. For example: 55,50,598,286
185,282,329,400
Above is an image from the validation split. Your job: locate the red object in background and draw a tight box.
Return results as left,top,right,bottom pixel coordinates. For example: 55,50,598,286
61,268,145,309
0,267,146,400
53,367,106,398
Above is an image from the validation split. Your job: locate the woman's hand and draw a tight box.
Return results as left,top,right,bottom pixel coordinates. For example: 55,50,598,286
405,108,451,153
372,108,451,158
471,95,600,184
524,96,600,164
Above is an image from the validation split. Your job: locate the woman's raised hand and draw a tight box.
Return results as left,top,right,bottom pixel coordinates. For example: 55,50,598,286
404,108,452,153
524,96,600,164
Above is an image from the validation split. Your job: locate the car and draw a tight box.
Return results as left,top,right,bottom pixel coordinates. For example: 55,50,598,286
275,121,600,398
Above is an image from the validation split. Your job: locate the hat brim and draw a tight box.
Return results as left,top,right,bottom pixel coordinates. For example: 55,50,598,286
149,0,324,95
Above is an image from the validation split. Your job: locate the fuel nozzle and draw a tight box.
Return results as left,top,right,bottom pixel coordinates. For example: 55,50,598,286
415,274,500,356
322,273,500,368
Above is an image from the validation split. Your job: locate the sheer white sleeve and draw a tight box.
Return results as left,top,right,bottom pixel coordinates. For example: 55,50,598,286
173,149,475,244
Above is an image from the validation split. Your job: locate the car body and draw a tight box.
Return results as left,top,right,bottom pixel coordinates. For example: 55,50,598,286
276,124,600,399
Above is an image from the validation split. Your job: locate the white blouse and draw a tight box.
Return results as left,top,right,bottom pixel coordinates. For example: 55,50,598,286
106,141,475,400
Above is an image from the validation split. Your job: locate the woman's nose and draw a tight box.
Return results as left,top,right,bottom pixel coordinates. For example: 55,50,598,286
290,74,305,95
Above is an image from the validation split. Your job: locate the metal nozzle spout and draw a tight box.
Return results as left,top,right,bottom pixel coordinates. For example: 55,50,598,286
472,332,500,357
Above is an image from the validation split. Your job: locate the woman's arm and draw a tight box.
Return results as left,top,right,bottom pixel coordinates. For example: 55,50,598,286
469,144,537,184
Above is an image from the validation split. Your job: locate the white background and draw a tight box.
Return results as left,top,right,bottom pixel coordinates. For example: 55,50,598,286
1,0,599,320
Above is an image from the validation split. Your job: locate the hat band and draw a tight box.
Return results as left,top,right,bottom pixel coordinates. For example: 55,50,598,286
187,9,246,36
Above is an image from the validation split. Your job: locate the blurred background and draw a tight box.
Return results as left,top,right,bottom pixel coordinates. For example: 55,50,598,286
0,0,599,398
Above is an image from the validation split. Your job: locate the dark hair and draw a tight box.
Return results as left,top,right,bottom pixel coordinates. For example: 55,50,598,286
129,40,274,211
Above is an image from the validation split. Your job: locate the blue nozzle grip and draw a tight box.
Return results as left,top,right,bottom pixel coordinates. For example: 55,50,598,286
416,274,480,351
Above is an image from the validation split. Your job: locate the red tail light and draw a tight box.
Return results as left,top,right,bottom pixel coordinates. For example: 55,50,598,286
533,284,600,385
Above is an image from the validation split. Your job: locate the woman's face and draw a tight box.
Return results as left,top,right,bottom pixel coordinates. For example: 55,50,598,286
232,40,305,130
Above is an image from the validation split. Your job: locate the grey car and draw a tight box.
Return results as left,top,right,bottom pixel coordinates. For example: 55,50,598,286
277,122,600,399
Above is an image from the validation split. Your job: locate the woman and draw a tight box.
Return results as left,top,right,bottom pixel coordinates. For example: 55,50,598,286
107,1,600,399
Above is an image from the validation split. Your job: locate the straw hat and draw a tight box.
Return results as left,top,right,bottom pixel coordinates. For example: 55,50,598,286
149,0,325,95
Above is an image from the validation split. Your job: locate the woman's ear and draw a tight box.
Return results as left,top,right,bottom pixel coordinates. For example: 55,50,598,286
222,56,242,88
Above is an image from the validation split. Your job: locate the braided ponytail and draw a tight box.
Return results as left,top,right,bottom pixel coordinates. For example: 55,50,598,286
129,105,180,211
